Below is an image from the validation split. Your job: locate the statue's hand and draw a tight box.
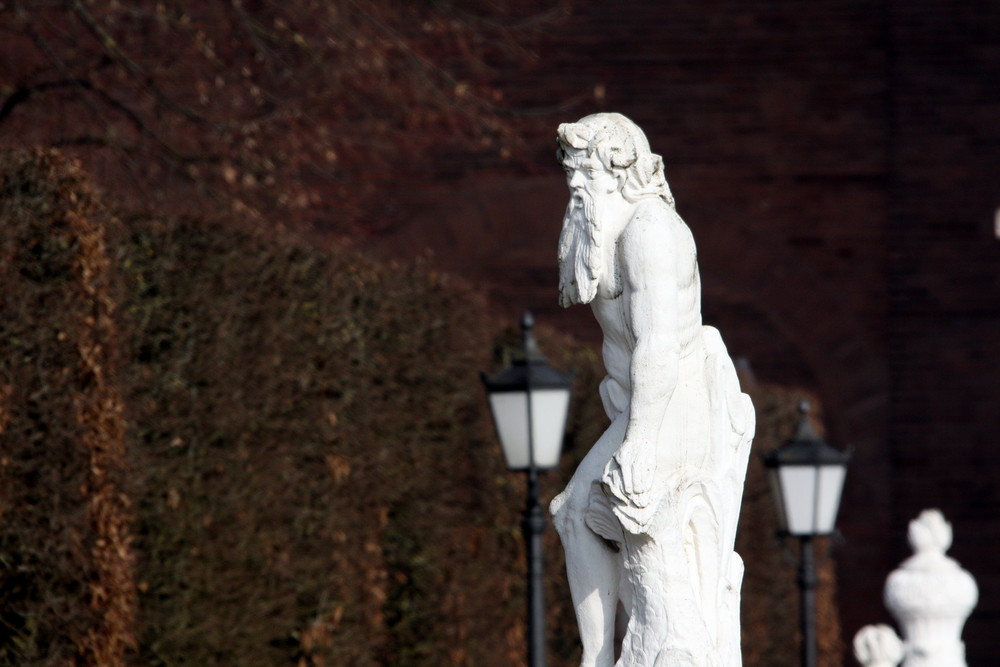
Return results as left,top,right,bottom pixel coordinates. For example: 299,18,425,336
605,439,656,508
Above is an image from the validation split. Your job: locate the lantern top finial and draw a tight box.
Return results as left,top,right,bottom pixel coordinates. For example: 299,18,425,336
521,311,543,360
481,312,574,393
763,397,851,468
792,399,821,444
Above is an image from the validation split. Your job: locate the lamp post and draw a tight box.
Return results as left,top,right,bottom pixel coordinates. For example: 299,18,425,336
481,312,573,667
763,400,851,667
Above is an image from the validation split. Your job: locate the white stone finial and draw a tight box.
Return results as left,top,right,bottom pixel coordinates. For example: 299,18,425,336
907,509,952,558
854,624,904,667
884,509,978,667
550,112,755,666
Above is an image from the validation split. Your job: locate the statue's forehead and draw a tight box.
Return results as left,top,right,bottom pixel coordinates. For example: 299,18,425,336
561,148,601,170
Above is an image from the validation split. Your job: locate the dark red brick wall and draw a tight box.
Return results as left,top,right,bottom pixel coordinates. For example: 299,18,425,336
887,0,1000,659
371,0,1000,661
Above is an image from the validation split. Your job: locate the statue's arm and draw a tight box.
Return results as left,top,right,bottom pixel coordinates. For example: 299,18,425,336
614,207,683,502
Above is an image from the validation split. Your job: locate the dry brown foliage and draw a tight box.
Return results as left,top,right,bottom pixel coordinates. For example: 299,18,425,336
0,0,570,234
0,149,136,665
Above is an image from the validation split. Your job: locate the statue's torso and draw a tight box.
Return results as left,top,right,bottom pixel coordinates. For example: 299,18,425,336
592,201,703,419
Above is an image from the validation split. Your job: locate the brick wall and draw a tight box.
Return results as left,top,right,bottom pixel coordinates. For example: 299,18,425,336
887,0,1000,659
372,0,1000,661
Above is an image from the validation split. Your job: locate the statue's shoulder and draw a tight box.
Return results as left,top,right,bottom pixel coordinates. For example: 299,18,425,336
624,198,688,245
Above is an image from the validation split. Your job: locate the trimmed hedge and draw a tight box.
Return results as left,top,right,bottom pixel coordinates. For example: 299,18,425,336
118,212,529,665
0,150,135,666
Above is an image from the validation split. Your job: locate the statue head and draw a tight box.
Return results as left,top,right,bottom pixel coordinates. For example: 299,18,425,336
556,112,673,207
556,113,673,307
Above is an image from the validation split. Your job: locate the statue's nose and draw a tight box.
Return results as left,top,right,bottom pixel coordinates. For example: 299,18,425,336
568,170,586,189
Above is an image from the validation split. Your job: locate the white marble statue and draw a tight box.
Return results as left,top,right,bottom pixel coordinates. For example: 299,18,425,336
549,112,755,667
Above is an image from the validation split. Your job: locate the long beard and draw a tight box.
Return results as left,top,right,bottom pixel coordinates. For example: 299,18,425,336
557,190,601,307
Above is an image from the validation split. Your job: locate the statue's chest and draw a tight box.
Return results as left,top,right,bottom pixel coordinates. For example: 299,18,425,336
592,293,635,350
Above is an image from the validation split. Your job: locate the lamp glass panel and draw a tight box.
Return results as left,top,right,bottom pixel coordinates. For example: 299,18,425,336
488,388,570,470
778,465,820,536
767,467,790,532
488,391,530,469
530,388,571,468
814,465,847,534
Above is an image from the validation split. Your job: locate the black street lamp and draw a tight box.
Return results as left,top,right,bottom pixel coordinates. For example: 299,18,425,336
763,400,851,667
481,312,573,667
